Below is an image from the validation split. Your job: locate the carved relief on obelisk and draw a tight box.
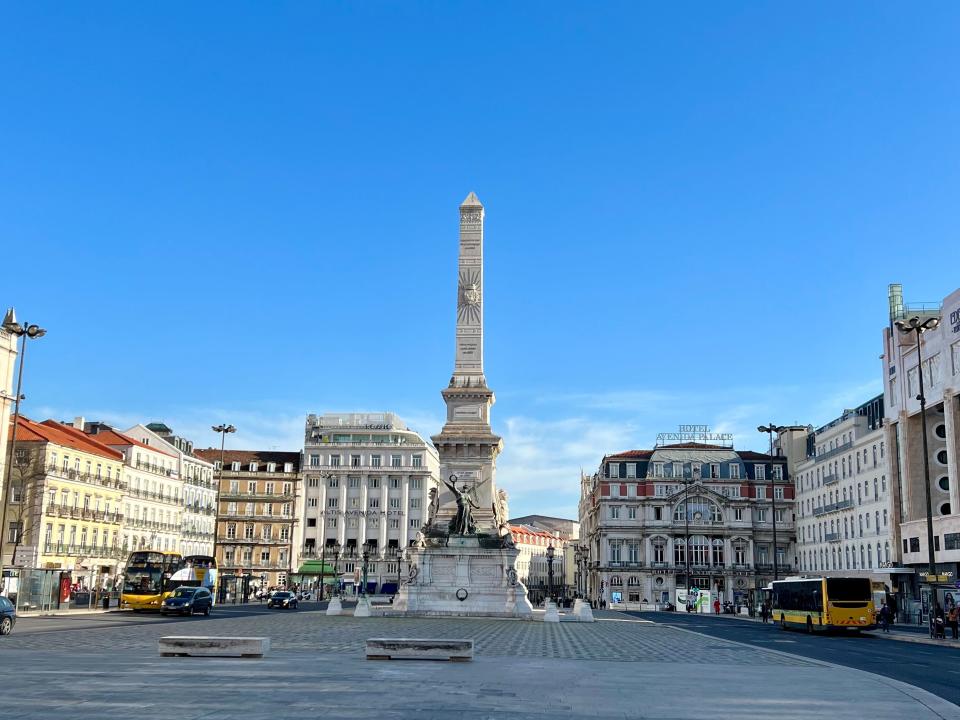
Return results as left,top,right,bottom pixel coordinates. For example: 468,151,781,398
452,191,486,388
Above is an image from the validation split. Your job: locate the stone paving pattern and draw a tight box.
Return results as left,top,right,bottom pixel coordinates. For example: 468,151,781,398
3,608,816,664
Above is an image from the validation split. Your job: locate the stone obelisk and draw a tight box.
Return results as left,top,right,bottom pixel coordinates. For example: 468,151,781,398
391,192,532,617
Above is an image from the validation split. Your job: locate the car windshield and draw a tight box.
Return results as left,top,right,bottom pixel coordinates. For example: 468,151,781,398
172,588,197,598
826,578,871,601
273,592,292,598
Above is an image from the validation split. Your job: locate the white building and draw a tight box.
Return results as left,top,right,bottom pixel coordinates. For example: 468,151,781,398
126,423,217,557
882,284,960,616
299,412,439,594
85,422,186,557
791,396,899,590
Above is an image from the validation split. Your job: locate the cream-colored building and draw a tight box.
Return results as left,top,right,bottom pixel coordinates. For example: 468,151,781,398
2,418,126,586
510,524,565,605
85,422,185,557
0,315,17,512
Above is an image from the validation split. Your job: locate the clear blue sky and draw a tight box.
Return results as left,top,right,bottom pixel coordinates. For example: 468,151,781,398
2,3,958,519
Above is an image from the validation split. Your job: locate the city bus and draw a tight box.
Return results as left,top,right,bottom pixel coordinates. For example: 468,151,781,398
178,555,219,604
770,576,876,633
120,551,183,611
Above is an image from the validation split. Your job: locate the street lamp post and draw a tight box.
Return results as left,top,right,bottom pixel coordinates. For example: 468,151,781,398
360,541,371,598
318,542,326,602
0,309,45,580
211,423,235,602
330,540,342,598
394,546,403,598
894,315,941,580
546,544,555,604
684,464,699,610
757,424,786,582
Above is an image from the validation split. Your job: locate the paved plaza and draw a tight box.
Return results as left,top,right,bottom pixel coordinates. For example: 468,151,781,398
1,607,957,719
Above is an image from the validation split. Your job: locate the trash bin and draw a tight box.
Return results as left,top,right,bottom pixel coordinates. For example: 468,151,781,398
102,595,110,610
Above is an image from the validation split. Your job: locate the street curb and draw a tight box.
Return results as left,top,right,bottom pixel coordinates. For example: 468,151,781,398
662,621,960,719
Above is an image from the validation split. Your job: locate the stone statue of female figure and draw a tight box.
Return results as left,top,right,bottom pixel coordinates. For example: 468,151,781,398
443,474,481,535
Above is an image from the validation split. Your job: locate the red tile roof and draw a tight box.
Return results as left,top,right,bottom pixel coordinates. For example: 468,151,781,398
10,417,124,461
510,525,561,543
195,449,301,470
74,424,176,458
604,450,654,460
737,450,775,461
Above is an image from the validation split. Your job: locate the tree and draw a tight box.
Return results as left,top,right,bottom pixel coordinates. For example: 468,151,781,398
7,446,46,568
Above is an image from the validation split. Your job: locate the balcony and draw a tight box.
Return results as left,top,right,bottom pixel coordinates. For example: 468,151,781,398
43,504,123,524
219,512,296,522
219,492,296,502
126,487,180,504
221,561,291,571
814,440,854,464
44,463,126,491
43,542,127,560
219,536,292,546
124,518,180,533
835,499,854,510
822,473,839,486
824,532,841,543
134,460,179,478
755,564,793,573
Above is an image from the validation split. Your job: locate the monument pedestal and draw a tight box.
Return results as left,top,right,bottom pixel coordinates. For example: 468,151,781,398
392,537,533,618
544,600,560,623
573,598,594,622
325,597,343,616
354,596,372,617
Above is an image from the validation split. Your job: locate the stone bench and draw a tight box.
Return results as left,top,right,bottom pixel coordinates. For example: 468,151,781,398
366,638,473,661
159,636,270,658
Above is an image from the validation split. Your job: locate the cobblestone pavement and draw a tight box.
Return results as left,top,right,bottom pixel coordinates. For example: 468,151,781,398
4,607,817,664
2,608,958,720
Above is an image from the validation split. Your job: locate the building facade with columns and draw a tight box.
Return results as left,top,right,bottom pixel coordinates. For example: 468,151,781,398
579,442,796,611
510,524,566,605
299,412,439,594
882,284,960,616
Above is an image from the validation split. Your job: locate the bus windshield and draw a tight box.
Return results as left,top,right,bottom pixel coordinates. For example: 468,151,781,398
826,578,871,602
124,568,162,594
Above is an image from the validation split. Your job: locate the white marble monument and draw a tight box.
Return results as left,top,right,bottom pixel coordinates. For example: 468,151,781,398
392,192,532,618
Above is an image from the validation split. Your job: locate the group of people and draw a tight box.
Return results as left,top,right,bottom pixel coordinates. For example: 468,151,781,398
930,603,960,640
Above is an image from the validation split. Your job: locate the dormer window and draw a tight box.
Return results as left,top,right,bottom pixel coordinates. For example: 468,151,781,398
249,462,258,472
267,462,276,472
231,461,241,472
283,462,293,473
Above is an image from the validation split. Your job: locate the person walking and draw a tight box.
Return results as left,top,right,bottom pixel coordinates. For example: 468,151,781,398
713,598,721,615
948,604,959,640
760,603,768,624
879,602,891,633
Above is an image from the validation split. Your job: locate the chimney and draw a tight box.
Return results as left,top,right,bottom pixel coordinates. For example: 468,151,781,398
73,416,85,430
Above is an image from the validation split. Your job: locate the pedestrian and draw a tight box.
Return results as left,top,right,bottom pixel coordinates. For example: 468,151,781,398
760,603,768,624
713,598,721,615
932,605,946,639
948,604,959,640
879,602,891,633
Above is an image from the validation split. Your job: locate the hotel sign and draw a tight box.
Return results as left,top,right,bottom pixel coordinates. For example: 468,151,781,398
950,307,960,333
656,425,734,447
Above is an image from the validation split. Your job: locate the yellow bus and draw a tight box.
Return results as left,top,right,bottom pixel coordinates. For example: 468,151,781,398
121,551,183,611
179,555,219,604
771,576,876,633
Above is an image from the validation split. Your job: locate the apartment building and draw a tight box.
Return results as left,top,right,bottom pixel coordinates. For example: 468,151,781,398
195,448,300,591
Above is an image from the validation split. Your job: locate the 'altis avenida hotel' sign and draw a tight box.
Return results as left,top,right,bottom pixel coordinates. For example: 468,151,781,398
655,425,734,447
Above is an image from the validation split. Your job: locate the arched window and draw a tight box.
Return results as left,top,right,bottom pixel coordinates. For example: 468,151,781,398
712,538,724,566
610,575,623,587
732,539,747,565
651,537,666,564
884,541,890,563
674,539,686,566
690,535,709,566
845,546,850,569
627,576,640,586
674,497,722,524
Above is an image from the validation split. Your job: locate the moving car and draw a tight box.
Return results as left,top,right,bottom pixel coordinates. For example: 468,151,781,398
0,596,16,635
160,586,213,616
267,591,298,610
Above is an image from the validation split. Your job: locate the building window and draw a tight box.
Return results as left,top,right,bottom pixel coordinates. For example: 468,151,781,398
755,465,766,480
674,540,686,566
371,455,381,468
329,455,341,467
412,455,423,468
734,508,743,521
328,498,338,508
711,539,724,566
351,455,361,467
609,463,620,478
411,478,422,490
653,506,662,521
609,505,620,520
627,506,637,519
652,463,664,478
391,455,402,468
626,463,636,478
729,464,740,479
774,487,784,500
389,477,400,489
369,477,380,489
757,509,766,523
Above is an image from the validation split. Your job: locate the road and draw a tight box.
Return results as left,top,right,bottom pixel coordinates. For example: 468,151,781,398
636,611,960,708
12,600,326,634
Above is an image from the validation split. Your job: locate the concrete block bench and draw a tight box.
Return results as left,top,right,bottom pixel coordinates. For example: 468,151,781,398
366,638,473,661
159,636,270,658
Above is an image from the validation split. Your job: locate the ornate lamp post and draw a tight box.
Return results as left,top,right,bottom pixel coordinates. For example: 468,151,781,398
546,544,556,604
894,315,941,580
757,424,786,581
394,546,404,598
329,540,342,598
0,309,45,578
360,541,372,598
210,423,236,598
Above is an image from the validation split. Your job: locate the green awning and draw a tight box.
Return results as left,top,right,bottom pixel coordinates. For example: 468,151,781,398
295,560,337,576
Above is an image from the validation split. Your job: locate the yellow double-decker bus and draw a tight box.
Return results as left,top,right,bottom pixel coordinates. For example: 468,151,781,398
121,551,183,612
771,576,876,633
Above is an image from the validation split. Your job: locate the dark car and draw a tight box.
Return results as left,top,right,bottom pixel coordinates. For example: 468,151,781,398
0,596,16,635
161,586,213,616
267,591,298,610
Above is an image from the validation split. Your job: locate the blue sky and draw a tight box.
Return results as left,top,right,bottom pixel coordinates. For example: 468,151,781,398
2,3,958,519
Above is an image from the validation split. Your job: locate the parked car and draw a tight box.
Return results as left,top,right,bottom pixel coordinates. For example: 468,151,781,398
0,596,16,635
267,591,298,610
161,587,213,616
